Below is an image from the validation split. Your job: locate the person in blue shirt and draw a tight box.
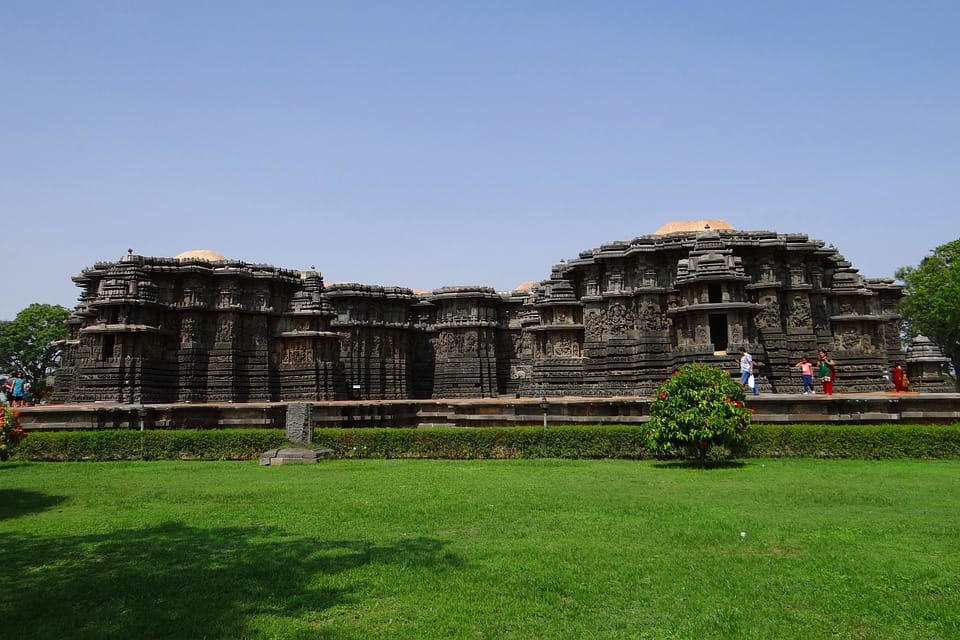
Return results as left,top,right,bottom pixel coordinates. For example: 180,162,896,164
9,372,28,407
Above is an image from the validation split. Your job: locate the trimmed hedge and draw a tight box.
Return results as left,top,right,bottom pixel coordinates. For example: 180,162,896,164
313,425,650,460
12,429,288,462
748,424,960,459
10,423,960,462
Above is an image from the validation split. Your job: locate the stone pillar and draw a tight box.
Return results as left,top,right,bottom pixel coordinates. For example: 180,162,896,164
285,402,313,445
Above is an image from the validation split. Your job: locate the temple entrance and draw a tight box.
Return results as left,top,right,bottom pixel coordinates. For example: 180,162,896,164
709,314,728,352
708,283,722,303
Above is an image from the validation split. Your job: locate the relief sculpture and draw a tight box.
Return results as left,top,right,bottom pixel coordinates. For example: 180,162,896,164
788,296,811,328
54,224,904,404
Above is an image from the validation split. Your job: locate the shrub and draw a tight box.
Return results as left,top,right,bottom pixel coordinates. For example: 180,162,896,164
11,423,960,462
12,429,288,462
0,407,27,461
747,424,960,459
646,363,752,466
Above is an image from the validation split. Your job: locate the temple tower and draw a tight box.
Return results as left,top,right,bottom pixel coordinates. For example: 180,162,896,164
428,287,502,398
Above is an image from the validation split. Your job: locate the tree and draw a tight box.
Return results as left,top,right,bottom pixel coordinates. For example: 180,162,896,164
0,303,71,399
646,363,752,468
896,239,960,390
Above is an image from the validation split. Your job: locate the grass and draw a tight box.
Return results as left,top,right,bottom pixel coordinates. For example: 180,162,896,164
1,459,958,639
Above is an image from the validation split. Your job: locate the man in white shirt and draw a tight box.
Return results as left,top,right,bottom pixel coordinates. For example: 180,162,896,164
738,347,759,395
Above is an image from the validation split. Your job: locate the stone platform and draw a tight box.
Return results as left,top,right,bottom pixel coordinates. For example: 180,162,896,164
259,448,335,466
14,392,960,432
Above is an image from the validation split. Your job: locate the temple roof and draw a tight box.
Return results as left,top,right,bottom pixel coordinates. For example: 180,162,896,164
514,281,537,292
174,249,228,261
653,219,735,235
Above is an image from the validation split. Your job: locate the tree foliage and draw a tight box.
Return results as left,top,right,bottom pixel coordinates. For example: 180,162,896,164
896,238,960,390
647,363,752,467
0,303,71,398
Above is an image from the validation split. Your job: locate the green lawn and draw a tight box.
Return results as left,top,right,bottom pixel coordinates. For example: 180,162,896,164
1,459,958,639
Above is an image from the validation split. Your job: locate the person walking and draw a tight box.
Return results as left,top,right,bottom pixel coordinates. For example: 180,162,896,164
818,351,836,395
738,347,760,395
795,356,815,394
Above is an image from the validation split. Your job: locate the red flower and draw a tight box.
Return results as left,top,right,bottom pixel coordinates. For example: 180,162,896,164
725,397,732,403
734,400,743,408
659,392,667,400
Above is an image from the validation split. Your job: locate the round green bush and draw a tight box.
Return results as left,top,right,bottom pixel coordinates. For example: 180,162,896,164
647,363,752,466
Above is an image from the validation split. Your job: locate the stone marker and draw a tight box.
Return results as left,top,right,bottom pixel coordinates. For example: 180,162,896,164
259,447,334,466
285,402,312,445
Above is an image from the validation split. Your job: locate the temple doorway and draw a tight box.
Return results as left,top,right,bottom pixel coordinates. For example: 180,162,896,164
709,314,728,352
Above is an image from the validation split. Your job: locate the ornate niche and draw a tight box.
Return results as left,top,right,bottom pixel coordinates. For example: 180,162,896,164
584,308,606,343
787,295,812,329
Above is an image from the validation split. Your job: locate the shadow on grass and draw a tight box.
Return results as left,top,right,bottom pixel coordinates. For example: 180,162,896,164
0,489,66,520
0,522,460,640
651,459,749,470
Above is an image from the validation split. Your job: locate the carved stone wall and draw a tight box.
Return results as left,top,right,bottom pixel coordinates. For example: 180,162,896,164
524,228,904,395
428,287,515,398
54,226,909,403
54,257,524,403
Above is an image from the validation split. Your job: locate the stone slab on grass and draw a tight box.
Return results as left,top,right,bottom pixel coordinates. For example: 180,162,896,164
259,447,334,466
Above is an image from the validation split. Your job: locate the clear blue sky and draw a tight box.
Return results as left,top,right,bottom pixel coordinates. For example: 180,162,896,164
2,1,958,320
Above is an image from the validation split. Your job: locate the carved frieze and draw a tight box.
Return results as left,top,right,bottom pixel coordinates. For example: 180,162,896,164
730,323,743,344
585,310,605,341
755,296,781,329
551,337,580,357
639,303,667,331
55,226,905,404
180,316,198,346
215,317,234,343
606,302,636,338
435,332,460,355
788,296,811,328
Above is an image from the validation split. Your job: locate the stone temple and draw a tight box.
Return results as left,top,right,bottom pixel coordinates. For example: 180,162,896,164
53,221,912,404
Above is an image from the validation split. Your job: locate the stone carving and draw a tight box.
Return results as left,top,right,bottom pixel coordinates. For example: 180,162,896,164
607,304,626,337
250,317,268,349
789,264,806,286
585,310,605,341
520,333,534,356
759,263,776,283
607,270,623,293
552,338,579,357
436,332,459,355
640,304,666,331
179,317,197,345
642,268,658,288
837,329,864,351
511,333,523,356
695,324,708,344
606,303,636,338
812,300,830,331
216,318,234,343
755,297,781,329
54,224,905,403
788,296,811,328
339,332,352,356
730,323,743,344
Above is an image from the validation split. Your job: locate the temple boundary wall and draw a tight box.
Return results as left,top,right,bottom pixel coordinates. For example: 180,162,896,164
17,393,960,433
